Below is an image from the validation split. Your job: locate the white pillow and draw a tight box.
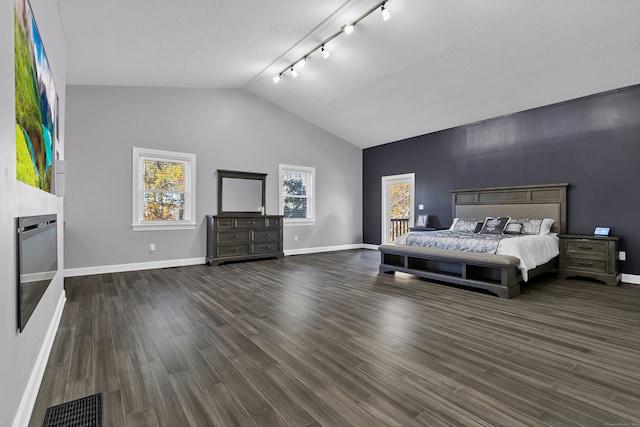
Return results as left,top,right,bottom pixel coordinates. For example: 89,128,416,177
449,218,459,231
540,218,555,235
453,218,482,233
395,233,408,245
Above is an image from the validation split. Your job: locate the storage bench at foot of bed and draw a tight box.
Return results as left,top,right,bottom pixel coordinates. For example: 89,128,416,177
378,244,521,298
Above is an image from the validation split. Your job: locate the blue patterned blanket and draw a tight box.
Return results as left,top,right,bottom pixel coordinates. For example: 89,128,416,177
402,230,517,254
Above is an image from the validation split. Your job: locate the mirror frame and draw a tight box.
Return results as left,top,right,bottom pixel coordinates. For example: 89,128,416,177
217,169,267,216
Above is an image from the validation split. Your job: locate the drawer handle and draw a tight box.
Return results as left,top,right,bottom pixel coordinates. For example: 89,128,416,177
233,248,239,252
578,261,593,266
578,246,593,250
262,246,271,249
233,234,239,238
248,221,256,225
262,233,270,236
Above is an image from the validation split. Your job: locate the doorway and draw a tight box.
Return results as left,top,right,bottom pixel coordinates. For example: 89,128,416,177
381,173,415,244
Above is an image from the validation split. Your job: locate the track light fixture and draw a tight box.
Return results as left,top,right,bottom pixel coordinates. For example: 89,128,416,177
295,58,307,70
274,0,392,83
381,4,391,21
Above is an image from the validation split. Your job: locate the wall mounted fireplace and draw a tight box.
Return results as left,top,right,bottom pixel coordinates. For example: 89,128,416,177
17,214,57,332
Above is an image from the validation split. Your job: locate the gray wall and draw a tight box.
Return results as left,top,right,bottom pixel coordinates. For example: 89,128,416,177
1,0,66,425
64,86,362,270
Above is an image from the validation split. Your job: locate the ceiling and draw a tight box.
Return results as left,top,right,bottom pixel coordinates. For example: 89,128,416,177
57,0,640,149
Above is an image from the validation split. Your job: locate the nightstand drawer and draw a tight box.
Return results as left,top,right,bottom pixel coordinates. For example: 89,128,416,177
218,230,250,242
565,257,607,272
565,240,608,256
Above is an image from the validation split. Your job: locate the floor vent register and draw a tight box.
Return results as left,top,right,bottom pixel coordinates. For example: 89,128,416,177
42,393,103,427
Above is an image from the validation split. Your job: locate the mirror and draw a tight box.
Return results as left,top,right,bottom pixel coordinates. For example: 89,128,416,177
217,170,266,216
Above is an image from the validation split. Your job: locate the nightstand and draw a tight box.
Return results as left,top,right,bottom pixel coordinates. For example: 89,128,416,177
557,234,620,286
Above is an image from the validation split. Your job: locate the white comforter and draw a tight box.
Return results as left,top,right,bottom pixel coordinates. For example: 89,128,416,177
496,233,559,281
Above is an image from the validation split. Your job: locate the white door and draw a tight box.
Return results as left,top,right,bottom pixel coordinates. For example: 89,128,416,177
381,173,415,244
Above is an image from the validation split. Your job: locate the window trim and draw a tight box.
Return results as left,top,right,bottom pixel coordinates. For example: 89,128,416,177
131,147,196,231
279,164,316,226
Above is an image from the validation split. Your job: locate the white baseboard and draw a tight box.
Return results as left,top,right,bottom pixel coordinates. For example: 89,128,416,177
13,290,66,427
65,246,385,277
285,243,374,256
621,273,640,285
64,257,206,278
62,250,640,285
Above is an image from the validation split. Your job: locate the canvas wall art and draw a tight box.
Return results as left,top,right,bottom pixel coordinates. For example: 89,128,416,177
15,0,57,192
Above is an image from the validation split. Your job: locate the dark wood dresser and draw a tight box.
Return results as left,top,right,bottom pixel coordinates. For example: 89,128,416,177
557,234,620,286
206,215,284,266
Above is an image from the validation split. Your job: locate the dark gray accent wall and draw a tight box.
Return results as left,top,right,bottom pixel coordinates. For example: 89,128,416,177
363,84,640,274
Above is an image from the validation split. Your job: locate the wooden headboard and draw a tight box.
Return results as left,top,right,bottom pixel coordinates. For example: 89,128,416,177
451,183,568,234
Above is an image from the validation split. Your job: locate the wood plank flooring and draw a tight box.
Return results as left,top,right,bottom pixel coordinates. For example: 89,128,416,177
29,250,640,426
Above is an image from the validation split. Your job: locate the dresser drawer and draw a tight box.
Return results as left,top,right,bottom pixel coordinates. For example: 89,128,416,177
217,244,250,257
236,218,267,228
252,242,280,254
252,230,279,242
267,217,282,227
218,230,250,242
565,240,608,256
216,218,235,229
565,257,607,273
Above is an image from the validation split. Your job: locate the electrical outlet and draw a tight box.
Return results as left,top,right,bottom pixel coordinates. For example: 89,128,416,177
294,235,299,242
619,251,626,261
150,244,156,252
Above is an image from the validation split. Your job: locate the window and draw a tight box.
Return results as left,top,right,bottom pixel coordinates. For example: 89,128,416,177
279,164,315,225
132,147,196,231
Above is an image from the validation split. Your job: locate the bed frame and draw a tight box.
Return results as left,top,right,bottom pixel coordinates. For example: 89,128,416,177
378,183,568,298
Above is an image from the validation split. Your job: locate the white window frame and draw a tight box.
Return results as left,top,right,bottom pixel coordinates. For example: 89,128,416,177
279,164,316,226
131,147,196,231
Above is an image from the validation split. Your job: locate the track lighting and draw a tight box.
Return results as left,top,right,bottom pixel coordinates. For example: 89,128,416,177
274,0,393,83
381,4,391,21
295,58,306,70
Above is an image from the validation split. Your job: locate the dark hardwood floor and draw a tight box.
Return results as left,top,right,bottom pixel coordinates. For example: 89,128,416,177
29,250,640,426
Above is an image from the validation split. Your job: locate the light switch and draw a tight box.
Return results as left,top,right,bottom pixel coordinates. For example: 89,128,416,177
418,204,424,211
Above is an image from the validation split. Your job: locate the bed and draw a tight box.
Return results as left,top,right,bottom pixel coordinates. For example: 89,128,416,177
378,183,568,298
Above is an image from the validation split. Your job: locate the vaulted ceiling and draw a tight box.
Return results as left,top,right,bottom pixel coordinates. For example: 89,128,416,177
57,0,640,148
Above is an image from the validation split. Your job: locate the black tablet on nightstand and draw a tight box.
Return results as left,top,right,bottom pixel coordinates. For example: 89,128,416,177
594,227,610,236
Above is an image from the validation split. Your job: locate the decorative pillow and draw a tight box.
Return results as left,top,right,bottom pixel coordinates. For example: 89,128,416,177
540,218,555,235
509,218,543,235
453,218,481,233
503,222,523,235
473,221,484,233
448,218,459,231
479,217,511,234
